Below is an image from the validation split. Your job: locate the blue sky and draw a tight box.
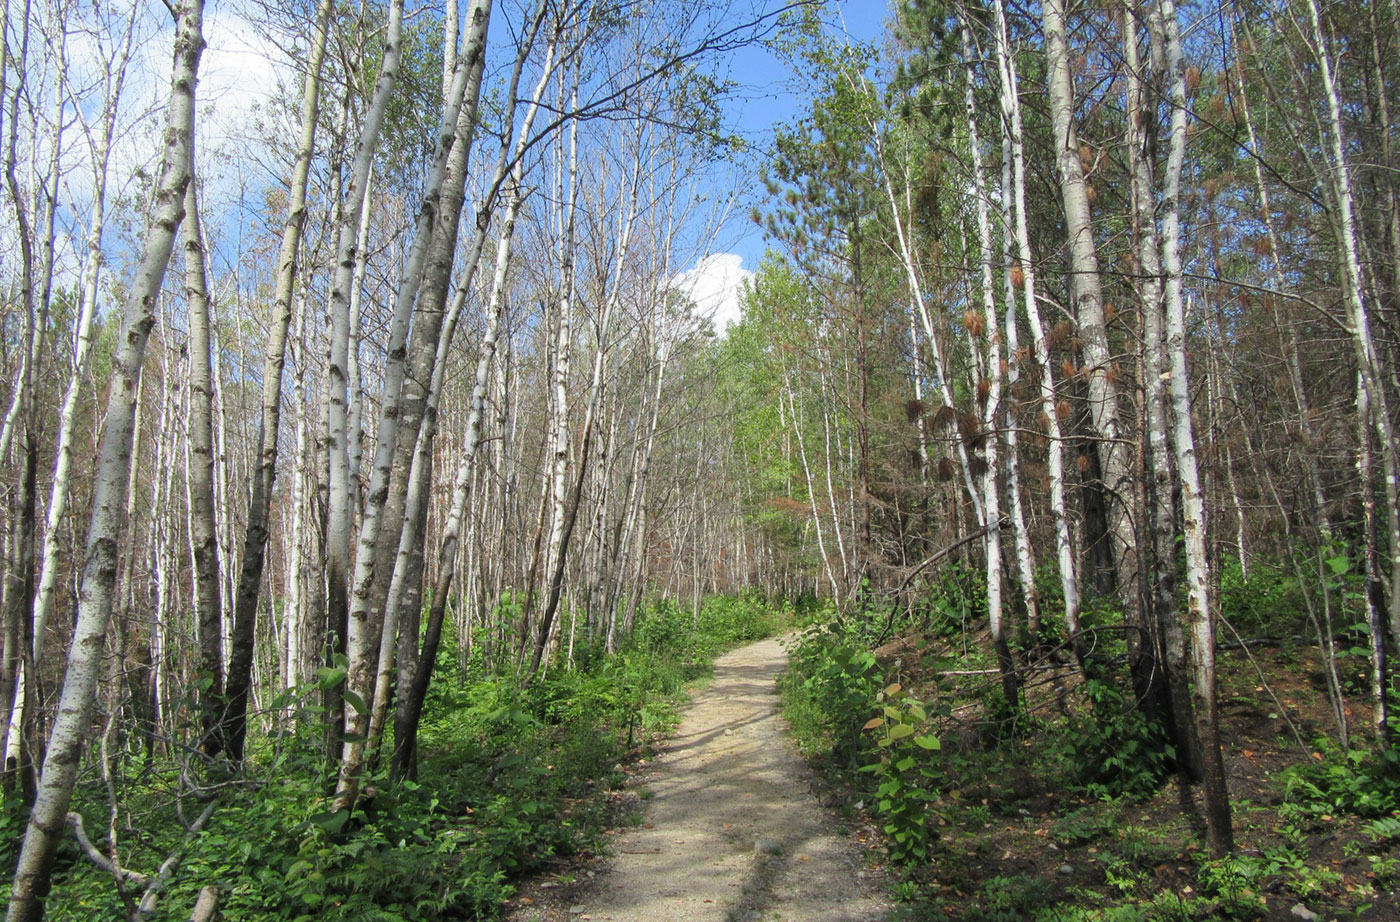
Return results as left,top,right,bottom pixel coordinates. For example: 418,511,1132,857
716,0,892,272
670,0,891,332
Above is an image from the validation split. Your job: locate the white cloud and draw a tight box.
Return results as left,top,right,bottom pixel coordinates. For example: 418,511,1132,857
672,253,752,335
198,8,286,148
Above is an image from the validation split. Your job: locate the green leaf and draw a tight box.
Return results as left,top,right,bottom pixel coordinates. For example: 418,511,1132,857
308,810,349,835
889,723,914,740
343,689,368,715
1326,554,1350,575
315,666,347,691
913,734,940,750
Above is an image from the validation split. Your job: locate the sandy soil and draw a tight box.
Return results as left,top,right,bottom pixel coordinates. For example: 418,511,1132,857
509,636,889,922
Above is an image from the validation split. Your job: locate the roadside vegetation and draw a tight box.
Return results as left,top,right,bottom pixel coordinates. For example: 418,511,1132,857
0,596,791,921
781,567,1400,922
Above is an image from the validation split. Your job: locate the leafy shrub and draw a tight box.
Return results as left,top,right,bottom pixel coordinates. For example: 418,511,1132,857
968,873,1054,922
1217,556,1306,637
1048,678,1172,800
859,682,941,863
780,623,882,762
1285,740,1400,817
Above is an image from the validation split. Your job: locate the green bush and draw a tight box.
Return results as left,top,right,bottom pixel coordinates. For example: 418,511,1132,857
1046,677,1173,801
8,594,792,922
780,622,883,762
1218,556,1306,637
1285,739,1400,817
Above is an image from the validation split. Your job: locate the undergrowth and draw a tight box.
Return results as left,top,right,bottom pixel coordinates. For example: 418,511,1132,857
778,569,1400,922
1,593,794,921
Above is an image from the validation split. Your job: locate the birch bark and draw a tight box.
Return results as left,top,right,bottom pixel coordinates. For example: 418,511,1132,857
181,165,223,755
1301,0,1400,654
333,5,496,809
6,1,203,914
1041,0,1137,599
1154,0,1233,854
1123,5,1198,776
995,0,1080,642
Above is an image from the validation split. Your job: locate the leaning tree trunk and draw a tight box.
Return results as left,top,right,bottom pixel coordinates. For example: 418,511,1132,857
18,11,135,768
333,12,497,811
389,177,525,782
5,2,203,916
363,0,503,773
222,0,332,762
320,0,408,773
1302,0,1400,661
369,0,501,722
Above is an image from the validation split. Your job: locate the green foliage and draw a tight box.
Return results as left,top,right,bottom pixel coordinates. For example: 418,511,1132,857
1216,557,1305,637
967,873,1055,922
1050,803,1121,847
1042,677,1172,801
12,595,791,921
1363,814,1400,844
859,682,941,864
914,561,987,640
780,619,883,762
1193,855,1269,919
1284,739,1400,817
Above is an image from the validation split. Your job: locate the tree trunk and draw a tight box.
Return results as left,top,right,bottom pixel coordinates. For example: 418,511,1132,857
181,162,223,758
1123,2,1197,775
1153,0,1232,855
1041,0,1137,604
996,0,1081,646
5,2,203,915
223,0,332,761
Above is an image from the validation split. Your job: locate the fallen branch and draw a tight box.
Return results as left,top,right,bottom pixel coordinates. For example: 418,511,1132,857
134,799,218,920
875,518,1007,646
66,797,219,922
67,812,148,886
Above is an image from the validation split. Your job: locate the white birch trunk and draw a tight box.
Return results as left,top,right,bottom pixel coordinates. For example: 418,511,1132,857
1041,0,1137,595
996,0,1080,637
6,1,203,914
222,0,333,760
1155,0,1233,854
1302,0,1400,651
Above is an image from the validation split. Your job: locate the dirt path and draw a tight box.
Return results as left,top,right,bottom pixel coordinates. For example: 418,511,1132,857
525,636,889,922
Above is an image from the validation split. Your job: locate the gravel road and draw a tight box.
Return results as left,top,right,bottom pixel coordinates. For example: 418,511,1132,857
551,635,889,922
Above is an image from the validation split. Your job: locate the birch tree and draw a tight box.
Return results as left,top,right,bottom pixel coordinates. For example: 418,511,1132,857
221,0,333,761
6,0,205,914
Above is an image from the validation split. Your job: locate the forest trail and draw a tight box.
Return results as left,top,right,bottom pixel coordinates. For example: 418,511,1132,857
546,636,889,922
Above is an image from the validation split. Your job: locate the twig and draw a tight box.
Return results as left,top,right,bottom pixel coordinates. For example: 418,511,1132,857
134,800,219,921
875,519,1006,645
1218,614,1309,754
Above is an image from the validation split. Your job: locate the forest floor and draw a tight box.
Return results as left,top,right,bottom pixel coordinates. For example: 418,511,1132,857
839,635,1400,922
501,636,891,922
